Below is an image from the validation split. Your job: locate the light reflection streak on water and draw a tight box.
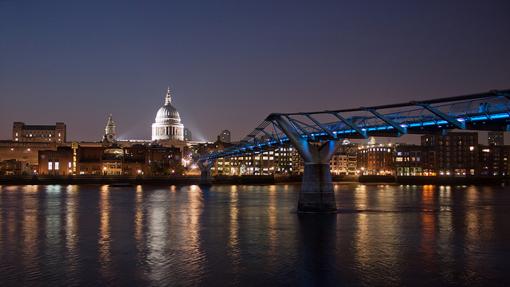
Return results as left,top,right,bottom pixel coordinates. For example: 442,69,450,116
464,186,494,273
353,184,402,285
229,185,239,252
147,188,169,282
134,185,143,246
22,185,39,275
185,185,205,280
99,185,111,278
227,185,241,277
377,185,401,285
420,185,436,266
267,185,278,255
45,185,62,260
353,184,370,276
354,184,369,271
6,189,16,240
437,185,453,267
65,185,79,275
354,184,368,211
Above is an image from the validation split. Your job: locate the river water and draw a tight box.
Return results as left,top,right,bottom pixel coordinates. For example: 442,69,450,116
0,184,509,286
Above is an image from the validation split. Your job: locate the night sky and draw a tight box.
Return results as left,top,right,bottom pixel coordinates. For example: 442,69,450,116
1,0,509,142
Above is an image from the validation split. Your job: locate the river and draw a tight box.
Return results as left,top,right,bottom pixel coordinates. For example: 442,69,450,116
0,184,509,286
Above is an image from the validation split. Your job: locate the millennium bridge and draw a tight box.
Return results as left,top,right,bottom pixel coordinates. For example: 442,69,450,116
200,89,510,213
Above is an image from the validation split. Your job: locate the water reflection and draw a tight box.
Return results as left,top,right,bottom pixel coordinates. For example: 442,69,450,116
267,185,278,255
147,188,170,282
45,185,62,255
228,185,239,252
99,185,111,278
0,184,508,286
420,185,436,266
182,185,205,282
134,185,143,246
22,185,39,276
65,185,79,276
297,214,337,286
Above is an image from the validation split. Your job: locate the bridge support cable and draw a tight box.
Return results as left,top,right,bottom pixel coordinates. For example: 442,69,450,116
304,114,336,139
286,116,313,138
366,109,407,135
271,121,284,144
330,112,368,138
417,103,466,129
268,114,339,213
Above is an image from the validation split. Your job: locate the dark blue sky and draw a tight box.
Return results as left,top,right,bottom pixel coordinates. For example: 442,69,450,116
1,0,509,141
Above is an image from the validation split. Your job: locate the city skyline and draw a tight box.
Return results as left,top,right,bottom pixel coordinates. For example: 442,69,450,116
1,0,509,141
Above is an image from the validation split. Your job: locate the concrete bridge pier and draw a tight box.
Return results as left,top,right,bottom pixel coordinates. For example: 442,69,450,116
269,114,339,213
298,142,338,213
198,160,214,187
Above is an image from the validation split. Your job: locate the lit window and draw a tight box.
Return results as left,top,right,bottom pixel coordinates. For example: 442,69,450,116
55,162,60,170
48,162,53,170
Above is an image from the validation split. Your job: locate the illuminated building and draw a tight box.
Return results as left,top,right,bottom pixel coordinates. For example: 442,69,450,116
488,131,504,146
151,87,184,141
357,141,395,175
38,147,73,176
330,143,358,175
478,145,510,176
0,140,59,169
0,122,67,169
421,132,478,176
0,159,31,175
394,145,424,176
38,143,182,176
12,122,66,143
211,145,299,176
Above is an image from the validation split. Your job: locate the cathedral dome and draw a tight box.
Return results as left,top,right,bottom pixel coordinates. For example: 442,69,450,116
151,87,184,141
155,104,181,124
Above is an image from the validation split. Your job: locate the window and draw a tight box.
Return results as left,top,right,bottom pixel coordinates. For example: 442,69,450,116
48,162,53,170
55,162,60,170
